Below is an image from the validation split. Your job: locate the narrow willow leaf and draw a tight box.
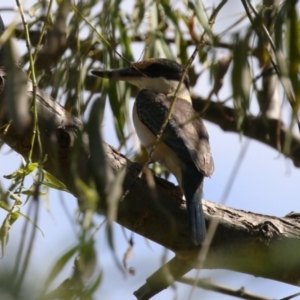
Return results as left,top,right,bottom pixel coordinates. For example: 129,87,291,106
87,92,113,207
77,241,97,281
0,214,11,256
44,246,78,289
41,181,68,192
177,33,189,64
157,35,174,59
75,179,98,210
7,190,23,204
16,210,44,236
107,168,126,224
87,271,102,295
26,162,39,173
150,1,158,30
29,2,48,17
0,210,20,257
144,33,156,59
154,38,167,58
0,201,11,212
132,0,145,31
4,162,38,180
2,193,43,234
105,223,125,274
274,2,285,49
212,55,232,96
21,189,46,196
43,171,69,192
160,0,180,31
189,0,211,36
119,19,134,62
287,3,300,109
232,34,251,130
108,82,126,143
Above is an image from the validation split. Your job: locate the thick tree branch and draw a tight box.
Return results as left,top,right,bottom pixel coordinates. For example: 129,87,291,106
192,96,300,167
0,70,300,291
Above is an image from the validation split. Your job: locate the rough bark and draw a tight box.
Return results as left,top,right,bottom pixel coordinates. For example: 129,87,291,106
0,69,300,290
192,96,300,167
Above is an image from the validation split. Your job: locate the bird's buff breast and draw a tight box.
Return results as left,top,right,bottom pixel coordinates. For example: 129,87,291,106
132,103,183,185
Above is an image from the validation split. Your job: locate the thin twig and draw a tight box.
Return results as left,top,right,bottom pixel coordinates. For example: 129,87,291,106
91,218,107,239
15,0,42,161
246,0,276,52
280,291,300,300
179,277,273,300
32,0,54,65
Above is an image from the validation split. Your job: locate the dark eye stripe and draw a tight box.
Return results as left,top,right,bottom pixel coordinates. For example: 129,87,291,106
135,60,190,90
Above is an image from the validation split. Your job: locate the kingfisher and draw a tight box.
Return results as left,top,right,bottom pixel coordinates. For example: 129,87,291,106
91,58,214,245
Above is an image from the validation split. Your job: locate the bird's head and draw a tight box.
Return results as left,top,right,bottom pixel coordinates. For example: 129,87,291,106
91,58,191,102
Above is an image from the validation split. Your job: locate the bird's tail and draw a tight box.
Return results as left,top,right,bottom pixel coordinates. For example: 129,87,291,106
182,174,206,245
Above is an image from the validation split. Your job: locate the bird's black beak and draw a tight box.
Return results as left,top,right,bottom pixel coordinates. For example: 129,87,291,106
91,66,144,81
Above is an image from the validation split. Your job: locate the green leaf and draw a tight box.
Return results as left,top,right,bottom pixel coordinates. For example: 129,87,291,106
156,33,174,59
105,223,125,275
189,0,212,37
0,202,11,212
77,241,97,281
160,0,180,31
21,189,47,196
119,19,134,62
0,214,11,257
211,56,232,96
42,171,69,192
87,271,102,295
7,190,23,204
4,162,38,180
0,210,21,257
76,179,98,207
16,210,44,236
29,2,49,17
108,82,126,143
0,198,44,236
287,3,300,110
44,246,78,289
132,0,145,31
106,168,126,223
231,34,251,130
